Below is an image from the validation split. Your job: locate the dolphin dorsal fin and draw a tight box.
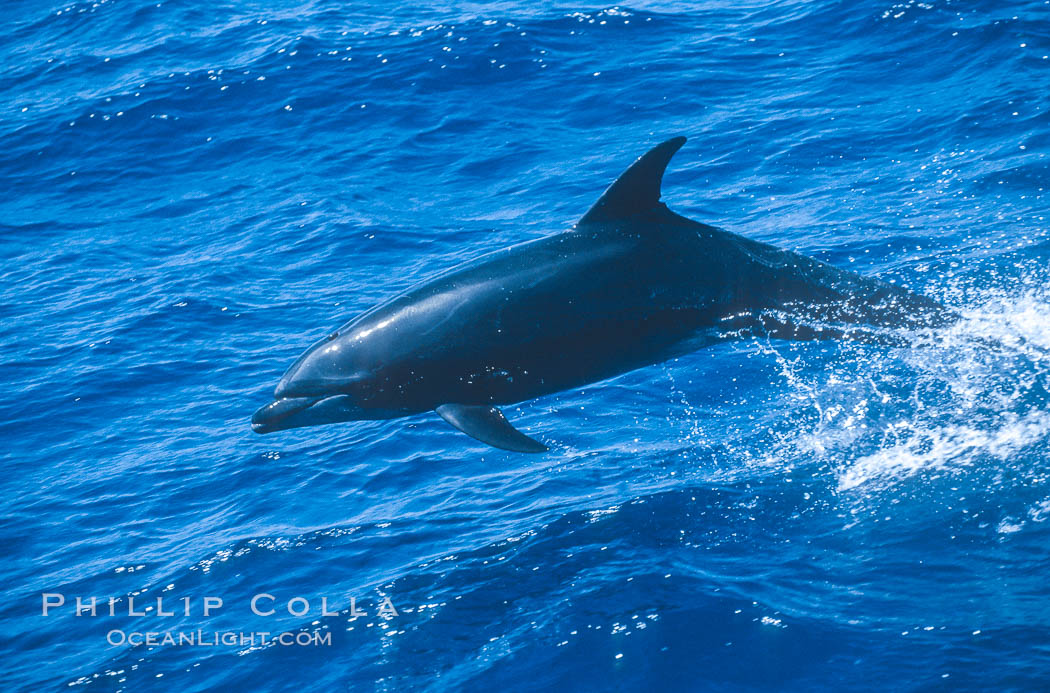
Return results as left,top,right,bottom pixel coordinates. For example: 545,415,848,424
579,136,687,225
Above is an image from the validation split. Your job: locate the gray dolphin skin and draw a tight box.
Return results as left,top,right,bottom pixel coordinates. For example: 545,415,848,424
252,137,954,452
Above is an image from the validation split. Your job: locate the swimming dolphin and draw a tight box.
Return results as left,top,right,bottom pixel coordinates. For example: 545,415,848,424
252,137,953,452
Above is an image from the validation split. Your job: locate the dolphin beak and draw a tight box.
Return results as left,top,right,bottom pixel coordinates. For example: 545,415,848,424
251,397,319,434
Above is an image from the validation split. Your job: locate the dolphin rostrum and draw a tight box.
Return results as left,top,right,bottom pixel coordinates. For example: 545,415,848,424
252,137,953,452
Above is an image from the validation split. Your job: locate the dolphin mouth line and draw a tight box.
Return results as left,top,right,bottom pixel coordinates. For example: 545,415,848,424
251,396,326,434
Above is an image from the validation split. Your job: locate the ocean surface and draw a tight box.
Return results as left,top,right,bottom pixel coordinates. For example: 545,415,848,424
3,0,1050,690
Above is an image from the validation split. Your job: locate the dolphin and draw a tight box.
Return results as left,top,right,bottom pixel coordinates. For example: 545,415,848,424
252,136,953,452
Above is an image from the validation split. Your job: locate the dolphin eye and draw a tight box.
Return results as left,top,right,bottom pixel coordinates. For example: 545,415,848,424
326,332,338,342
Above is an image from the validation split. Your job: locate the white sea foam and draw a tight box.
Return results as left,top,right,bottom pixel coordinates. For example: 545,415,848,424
830,282,1050,491
837,408,1050,490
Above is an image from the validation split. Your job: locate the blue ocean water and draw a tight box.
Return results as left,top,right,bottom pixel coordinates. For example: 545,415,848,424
3,0,1050,689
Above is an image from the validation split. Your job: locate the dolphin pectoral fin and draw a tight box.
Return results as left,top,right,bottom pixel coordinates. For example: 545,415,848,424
579,136,687,224
435,404,549,453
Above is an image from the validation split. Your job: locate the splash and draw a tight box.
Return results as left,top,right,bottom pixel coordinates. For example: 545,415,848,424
730,267,1050,493
837,409,1050,490
830,282,1050,491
